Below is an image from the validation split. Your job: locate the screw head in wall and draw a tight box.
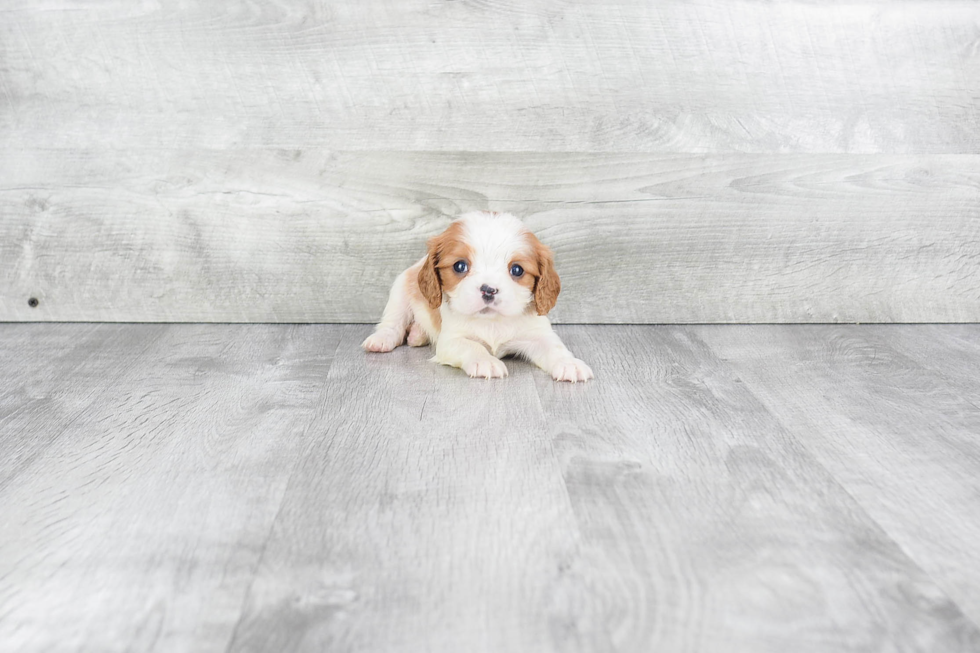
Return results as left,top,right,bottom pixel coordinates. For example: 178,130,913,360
28,297,39,308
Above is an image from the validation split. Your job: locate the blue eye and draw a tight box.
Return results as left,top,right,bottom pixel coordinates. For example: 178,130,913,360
510,264,524,278
453,260,468,274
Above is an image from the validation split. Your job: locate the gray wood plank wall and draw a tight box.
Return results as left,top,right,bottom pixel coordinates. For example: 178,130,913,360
2,1,978,323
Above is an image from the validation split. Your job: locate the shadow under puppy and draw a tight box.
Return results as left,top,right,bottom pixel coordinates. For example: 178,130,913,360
362,211,593,382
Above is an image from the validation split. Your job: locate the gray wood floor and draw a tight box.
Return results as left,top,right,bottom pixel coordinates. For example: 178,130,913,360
1,324,979,652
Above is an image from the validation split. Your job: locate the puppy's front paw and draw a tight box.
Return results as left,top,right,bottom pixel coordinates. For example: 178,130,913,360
362,329,404,353
552,358,594,383
463,357,508,379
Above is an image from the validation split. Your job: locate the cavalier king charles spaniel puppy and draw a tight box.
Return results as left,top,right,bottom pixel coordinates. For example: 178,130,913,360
362,211,593,382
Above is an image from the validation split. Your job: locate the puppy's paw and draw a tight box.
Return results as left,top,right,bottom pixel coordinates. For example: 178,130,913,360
406,323,430,347
463,357,508,379
362,329,404,353
552,358,594,383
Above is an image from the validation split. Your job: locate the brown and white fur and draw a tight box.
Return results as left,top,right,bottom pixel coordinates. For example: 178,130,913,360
362,212,593,382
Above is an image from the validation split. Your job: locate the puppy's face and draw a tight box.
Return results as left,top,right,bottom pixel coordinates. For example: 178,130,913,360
418,213,560,319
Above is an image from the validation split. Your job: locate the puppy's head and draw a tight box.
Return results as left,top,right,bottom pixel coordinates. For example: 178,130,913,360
418,212,560,318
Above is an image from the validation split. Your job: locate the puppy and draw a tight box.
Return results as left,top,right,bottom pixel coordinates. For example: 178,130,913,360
362,212,593,382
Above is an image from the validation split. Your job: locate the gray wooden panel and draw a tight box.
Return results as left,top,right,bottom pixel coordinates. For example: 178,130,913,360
227,326,579,653
535,326,980,651
226,326,978,652
697,325,980,625
4,324,980,651
3,150,979,323
0,324,343,652
0,324,167,490
3,0,980,323
1,1,978,153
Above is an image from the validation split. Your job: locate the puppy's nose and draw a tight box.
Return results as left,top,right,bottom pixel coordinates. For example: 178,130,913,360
480,284,497,303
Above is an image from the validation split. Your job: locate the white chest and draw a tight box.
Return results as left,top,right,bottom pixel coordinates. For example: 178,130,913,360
441,311,541,356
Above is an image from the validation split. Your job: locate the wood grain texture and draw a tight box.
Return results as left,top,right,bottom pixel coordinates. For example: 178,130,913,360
0,324,167,491
696,324,980,626
0,324,343,652
1,0,978,152
226,326,580,653
2,150,979,323
3,0,980,323
533,326,980,652
3,324,980,651
227,326,977,652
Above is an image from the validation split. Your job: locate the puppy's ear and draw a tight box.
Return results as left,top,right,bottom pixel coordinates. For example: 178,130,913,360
533,240,561,316
417,236,444,309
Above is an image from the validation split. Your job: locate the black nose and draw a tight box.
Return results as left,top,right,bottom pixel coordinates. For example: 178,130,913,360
480,284,498,295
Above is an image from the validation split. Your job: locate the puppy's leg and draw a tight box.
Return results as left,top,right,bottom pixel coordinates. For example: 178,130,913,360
509,330,593,383
406,322,430,347
434,336,508,379
362,270,413,353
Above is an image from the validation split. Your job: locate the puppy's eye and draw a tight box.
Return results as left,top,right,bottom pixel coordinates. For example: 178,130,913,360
510,263,524,278
453,260,468,274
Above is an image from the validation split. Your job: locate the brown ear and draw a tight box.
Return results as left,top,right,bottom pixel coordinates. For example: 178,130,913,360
417,237,444,309
533,242,561,315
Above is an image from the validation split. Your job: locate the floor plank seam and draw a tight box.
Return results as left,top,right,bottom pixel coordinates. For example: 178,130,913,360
730,368,980,635
0,325,169,494
222,327,353,653
5,324,980,651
